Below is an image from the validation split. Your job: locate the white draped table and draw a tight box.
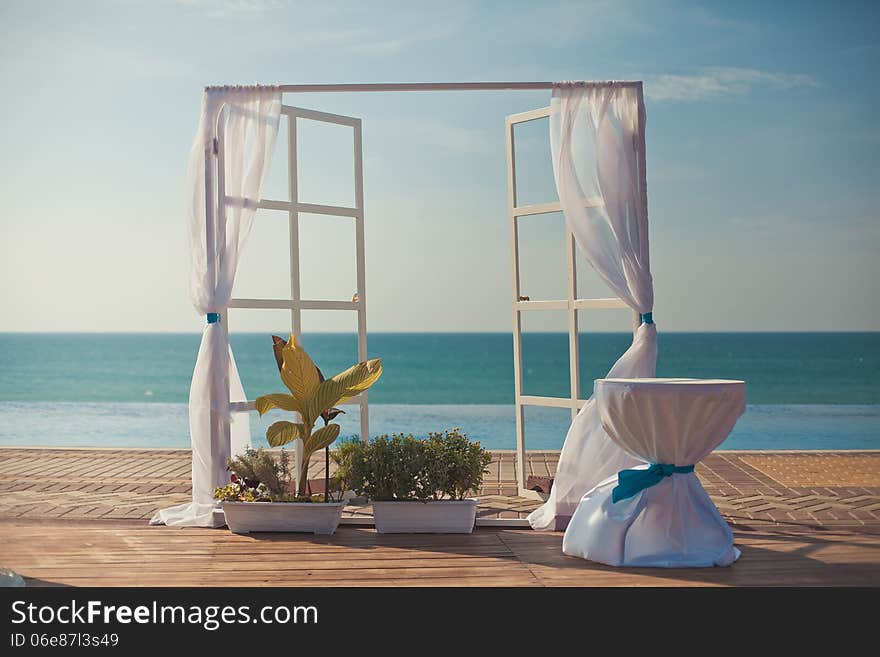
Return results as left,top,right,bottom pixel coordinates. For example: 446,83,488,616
562,378,746,567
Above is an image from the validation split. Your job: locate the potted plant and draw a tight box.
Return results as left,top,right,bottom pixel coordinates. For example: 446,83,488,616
338,428,491,533
216,334,382,535
215,448,346,535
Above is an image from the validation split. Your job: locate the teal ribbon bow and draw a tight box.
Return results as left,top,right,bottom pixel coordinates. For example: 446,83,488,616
640,312,653,324
206,313,221,324
612,462,694,503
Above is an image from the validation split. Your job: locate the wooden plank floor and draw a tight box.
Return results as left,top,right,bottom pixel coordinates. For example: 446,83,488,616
3,518,878,587
1,448,878,586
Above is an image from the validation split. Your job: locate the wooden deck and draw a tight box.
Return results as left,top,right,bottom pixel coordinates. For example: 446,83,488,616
4,519,878,587
1,447,878,586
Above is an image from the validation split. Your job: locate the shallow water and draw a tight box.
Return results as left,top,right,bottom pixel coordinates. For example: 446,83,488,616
0,402,876,451
1,332,877,450
2,332,878,405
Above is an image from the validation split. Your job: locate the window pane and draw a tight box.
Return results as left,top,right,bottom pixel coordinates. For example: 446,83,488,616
577,308,635,396
517,211,567,302
260,114,290,202
231,210,290,300
298,213,358,302
512,117,557,207
296,118,356,208
521,311,569,398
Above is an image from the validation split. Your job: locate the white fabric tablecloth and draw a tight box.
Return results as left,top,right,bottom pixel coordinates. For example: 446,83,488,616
562,378,746,567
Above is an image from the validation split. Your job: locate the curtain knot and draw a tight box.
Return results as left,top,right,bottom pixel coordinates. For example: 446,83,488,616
612,463,694,503
206,313,221,324
640,312,653,324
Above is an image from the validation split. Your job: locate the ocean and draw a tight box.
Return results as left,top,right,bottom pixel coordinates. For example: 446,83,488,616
0,332,877,450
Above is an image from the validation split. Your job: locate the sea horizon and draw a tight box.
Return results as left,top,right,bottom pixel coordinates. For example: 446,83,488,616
3,330,878,335
1,331,877,451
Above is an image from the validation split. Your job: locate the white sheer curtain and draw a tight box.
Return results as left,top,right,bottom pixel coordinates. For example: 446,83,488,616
152,87,282,527
529,81,656,531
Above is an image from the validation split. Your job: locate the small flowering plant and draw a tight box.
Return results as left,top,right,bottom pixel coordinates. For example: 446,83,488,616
214,480,271,503
213,447,292,502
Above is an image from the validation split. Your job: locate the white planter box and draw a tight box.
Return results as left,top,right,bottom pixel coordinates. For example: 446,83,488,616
222,501,345,535
372,499,478,534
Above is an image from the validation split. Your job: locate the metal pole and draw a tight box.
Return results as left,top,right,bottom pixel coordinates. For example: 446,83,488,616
215,115,232,477
635,81,650,333
203,134,219,501
324,446,330,503
353,119,369,444
635,82,650,275
505,116,528,496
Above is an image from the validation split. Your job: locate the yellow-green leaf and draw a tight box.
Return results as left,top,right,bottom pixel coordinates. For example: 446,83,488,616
279,334,320,408
308,380,344,422
305,423,340,454
254,393,302,417
266,421,304,447
307,359,383,420
335,358,383,404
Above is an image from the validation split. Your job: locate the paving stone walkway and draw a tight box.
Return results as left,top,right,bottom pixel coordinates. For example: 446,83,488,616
1,448,877,529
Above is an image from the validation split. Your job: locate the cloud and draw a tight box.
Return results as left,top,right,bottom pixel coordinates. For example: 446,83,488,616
526,0,654,44
304,2,470,56
727,212,803,232
725,212,878,247
0,28,185,82
174,0,286,17
282,21,464,56
379,118,493,155
173,0,465,55
347,20,464,55
683,5,760,33
650,164,710,183
645,67,819,102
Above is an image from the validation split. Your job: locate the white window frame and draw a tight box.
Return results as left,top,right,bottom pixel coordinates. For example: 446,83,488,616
505,106,639,498
226,105,370,443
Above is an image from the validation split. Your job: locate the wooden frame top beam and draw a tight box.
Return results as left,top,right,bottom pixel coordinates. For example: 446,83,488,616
204,81,643,94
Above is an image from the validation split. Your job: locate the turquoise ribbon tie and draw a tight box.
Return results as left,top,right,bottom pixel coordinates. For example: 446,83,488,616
612,462,694,503
206,313,221,324
640,312,653,324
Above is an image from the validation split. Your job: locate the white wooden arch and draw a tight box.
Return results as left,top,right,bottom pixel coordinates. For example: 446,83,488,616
211,81,646,508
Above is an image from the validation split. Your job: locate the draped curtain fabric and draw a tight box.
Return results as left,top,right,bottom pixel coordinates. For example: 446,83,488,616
151,87,282,527
528,82,657,531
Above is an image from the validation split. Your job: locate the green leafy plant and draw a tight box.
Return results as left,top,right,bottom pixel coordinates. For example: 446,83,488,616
346,434,432,501
255,334,383,499
338,429,490,502
331,437,361,498
425,428,493,500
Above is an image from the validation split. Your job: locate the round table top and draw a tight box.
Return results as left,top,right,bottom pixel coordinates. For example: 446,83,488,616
594,378,747,464
597,377,744,389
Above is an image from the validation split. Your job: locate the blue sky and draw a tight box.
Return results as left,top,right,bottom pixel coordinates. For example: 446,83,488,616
0,0,877,333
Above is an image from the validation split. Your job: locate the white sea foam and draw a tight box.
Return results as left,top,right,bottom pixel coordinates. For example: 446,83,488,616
0,402,876,451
